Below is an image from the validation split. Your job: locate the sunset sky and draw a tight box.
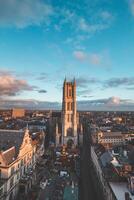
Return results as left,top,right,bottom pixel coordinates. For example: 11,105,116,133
0,0,134,110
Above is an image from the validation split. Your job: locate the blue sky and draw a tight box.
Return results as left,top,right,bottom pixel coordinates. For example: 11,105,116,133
0,0,134,110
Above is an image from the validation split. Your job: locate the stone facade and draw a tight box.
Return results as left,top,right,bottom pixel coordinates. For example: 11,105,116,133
61,79,77,145
0,129,36,200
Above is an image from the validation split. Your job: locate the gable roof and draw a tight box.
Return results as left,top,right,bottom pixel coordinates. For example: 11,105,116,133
1,147,16,165
0,129,25,158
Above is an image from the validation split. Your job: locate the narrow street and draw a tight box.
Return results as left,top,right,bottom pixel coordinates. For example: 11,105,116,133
79,123,103,200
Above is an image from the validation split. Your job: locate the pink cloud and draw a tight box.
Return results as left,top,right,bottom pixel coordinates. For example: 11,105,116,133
0,72,35,96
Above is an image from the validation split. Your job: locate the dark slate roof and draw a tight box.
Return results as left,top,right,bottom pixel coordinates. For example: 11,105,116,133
0,129,25,157
2,147,16,165
52,111,61,118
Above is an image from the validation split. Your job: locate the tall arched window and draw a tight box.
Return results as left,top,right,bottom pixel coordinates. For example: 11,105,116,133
69,89,72,97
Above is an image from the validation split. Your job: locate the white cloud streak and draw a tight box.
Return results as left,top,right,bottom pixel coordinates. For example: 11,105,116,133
0,0,53,28
129,0,134,16
73,50,102,65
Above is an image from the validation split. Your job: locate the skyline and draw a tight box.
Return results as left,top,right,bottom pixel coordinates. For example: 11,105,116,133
0,0,134,110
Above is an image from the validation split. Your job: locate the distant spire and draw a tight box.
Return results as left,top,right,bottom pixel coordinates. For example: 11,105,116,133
26,123,29,130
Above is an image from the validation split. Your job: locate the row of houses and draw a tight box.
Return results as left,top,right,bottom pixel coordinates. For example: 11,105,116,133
91,144,134,200
0,128,45,200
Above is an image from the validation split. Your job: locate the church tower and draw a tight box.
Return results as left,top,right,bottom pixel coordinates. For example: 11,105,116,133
62,78,77,145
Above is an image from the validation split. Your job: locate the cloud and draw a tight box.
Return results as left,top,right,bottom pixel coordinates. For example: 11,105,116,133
75,76,134,92
77,89,93,98
0,0,53,28
106,97,120,105
0,97,133,111
76,77,100,88
38,89,47,93
73,50,102,65
0,0,114,41
37,73,48,81
73,51,86,61
55,5,114,46
126,87,134,90
77,89,92,96
78,18,109,33
78,96,129,106
78,18,90,32
77,97,134,111
0,99,61,110
88,96,134,106
81,95,94,98
104,77,134,88
0,71,35,97
60,7,113,34
90,54,101,65
100,11,113,20
128,0,134,16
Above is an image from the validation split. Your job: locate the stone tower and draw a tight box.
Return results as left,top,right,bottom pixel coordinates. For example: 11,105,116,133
62,78,77,145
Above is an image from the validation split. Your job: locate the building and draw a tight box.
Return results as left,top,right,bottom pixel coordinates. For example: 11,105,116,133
98,132,126,149
32,131,46,158
0,129,36,200
128,174,134,195
61,78,77,146
12,108,25,119
54,79,83,147
91,145,134,200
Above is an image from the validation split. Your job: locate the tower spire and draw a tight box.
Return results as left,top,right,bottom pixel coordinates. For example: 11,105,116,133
64,76,66,83
73,77,76,85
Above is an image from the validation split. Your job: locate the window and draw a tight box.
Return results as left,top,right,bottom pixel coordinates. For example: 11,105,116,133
0,188,3,197
69,89,72,97
17,173,19,180
67,128,73,137
10,177,14,189
68,114,70,122
21,159,23,166
24,157,26,164
67,102,70,111
71,114,73,123
71,102,73,110
11,167,14,176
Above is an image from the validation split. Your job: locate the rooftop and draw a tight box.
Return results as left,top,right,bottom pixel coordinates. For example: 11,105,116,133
0,129,25,157
110,182,134,200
